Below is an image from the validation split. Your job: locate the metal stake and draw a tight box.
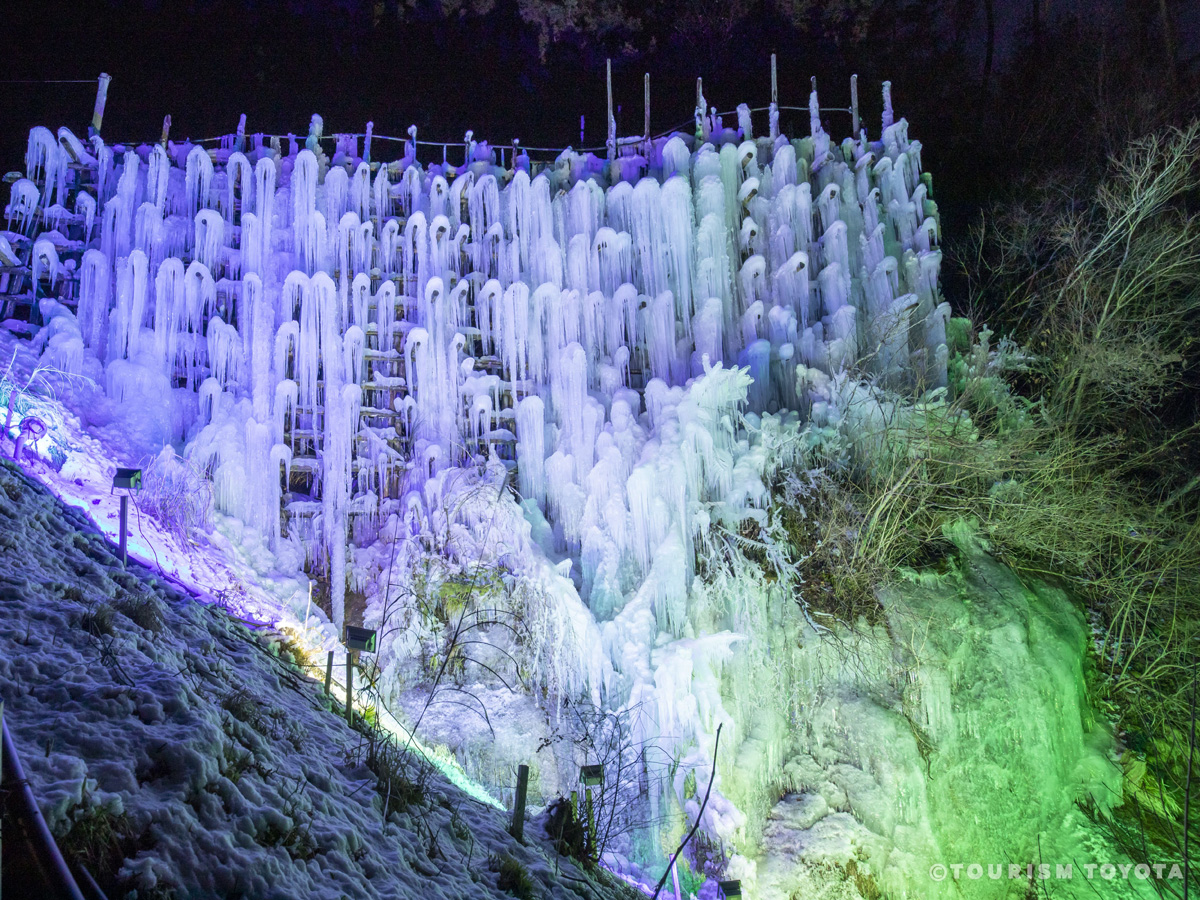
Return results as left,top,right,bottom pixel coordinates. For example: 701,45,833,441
118,494,129,567
324,650,333,696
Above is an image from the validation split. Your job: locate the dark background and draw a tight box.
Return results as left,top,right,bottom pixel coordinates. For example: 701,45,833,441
3,0,1198,274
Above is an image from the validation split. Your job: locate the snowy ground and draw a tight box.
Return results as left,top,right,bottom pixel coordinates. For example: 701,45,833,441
0,456,640,899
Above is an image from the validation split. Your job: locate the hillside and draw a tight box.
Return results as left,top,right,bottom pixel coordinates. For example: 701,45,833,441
0,457,634,899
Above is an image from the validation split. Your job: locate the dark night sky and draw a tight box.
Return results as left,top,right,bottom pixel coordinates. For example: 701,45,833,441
2,0,1197,242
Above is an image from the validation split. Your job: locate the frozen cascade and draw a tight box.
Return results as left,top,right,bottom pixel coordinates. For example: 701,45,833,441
6,86,1126,900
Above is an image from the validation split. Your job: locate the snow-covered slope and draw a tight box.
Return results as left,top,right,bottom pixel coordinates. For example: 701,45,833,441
0,457,635,899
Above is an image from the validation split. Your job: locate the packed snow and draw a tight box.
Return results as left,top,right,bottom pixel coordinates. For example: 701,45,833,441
0,458,639,899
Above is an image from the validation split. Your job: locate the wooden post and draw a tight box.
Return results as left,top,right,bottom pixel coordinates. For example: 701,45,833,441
606,59,616,162
345,651,355,724
585,786,595,857
770,53,780,141
324,650,333,696
160,115,172,147
364,121,374,164
643,73,650,143
851,74,860,138
510,764,530,841
90,73,111,137
118,494,129,567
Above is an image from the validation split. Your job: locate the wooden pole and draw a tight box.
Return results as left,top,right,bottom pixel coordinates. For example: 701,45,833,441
119,494,129,567
90,73,111,137
160,115,172,147
851,74,860,138
643,73,650,142
585,786,595,857
324,650,334,696
510,764,530,841
769,53,780,141
606,59,616,162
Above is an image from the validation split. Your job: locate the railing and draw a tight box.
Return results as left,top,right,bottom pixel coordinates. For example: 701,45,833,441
1,702,94,899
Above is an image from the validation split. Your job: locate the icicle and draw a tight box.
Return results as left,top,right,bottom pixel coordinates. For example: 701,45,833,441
78,249,111,354
516,395,547,503
194,209,225,272
225,151,253,227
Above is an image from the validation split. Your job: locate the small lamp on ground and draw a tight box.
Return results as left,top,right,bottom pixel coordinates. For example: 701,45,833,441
111,467,142,567
12,415,46,465
718,880,742,898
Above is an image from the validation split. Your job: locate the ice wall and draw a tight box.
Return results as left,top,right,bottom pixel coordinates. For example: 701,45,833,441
6,87,1117,897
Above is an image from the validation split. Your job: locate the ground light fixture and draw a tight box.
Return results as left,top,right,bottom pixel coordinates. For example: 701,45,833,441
111,467,142,567
718,880,742,898
344,625,378,653
12,415,46,464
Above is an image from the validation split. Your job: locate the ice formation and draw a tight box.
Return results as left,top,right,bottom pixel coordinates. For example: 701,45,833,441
4,88,1124,899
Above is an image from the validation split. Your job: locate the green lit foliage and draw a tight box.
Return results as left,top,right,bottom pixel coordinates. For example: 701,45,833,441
959,123,1200,882
756,122,1200,883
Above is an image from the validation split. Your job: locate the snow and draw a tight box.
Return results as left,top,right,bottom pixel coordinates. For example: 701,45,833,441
0,459,636,900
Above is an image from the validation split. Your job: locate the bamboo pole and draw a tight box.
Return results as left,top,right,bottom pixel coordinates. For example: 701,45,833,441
90,73,111,137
